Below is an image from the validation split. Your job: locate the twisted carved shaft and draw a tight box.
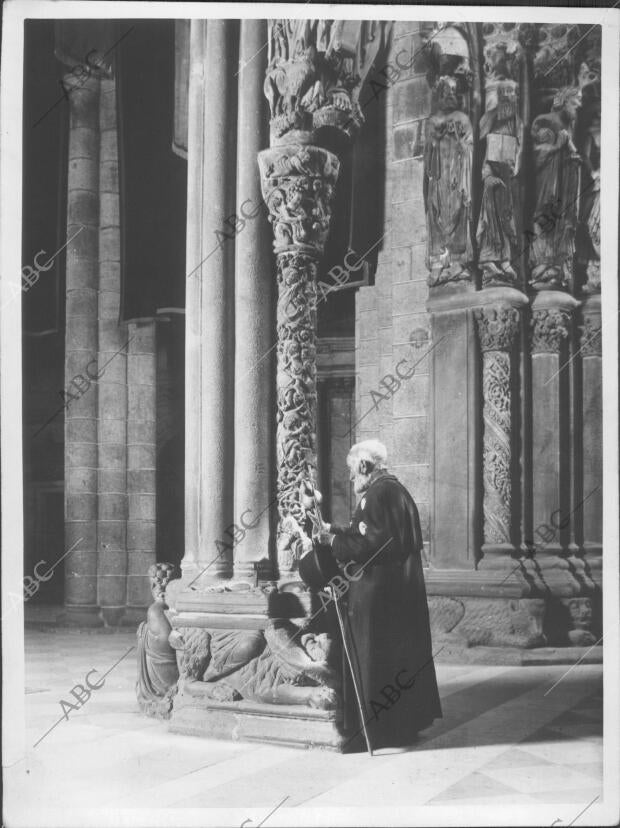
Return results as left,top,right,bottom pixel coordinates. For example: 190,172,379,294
258,145,339,575
475,306,520,546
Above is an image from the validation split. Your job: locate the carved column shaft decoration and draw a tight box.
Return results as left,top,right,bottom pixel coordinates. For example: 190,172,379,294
475,306,520,546
530,308,571,353
258,145,340,577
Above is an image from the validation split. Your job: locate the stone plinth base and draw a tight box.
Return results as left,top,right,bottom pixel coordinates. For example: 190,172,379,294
170,680,345,750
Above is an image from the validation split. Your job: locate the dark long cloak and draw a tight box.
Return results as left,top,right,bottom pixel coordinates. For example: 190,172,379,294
329,472,442,751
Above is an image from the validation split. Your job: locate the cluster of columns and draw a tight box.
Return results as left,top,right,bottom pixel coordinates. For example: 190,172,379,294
62,55,157,624
427,22,602,599
181,20,275,586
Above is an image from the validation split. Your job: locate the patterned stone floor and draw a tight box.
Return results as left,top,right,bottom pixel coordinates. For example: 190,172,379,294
5,628,605,826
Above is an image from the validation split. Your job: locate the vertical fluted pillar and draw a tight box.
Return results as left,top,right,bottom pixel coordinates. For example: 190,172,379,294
96,76,128,626
182,20,237,585
258,146,339,579
474,302,522,561
126,320,157,617
530,292,580,580
63,73,102,625
233,20,275,582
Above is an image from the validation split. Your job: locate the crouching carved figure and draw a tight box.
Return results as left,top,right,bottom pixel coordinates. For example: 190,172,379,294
169,620,340,710
136,563,179,718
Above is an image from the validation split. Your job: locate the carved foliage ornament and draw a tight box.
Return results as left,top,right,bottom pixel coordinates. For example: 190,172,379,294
531,308,571,353
474,305,520,352
580,316,601,357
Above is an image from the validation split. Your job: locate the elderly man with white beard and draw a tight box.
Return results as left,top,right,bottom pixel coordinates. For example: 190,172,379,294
308,439,442,752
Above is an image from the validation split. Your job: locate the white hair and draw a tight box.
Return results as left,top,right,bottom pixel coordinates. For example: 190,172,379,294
347,439,388,471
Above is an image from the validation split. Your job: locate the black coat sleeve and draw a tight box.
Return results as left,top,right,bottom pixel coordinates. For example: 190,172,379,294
331,484,395,566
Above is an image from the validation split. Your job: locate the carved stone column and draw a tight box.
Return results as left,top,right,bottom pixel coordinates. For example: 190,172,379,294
474,304,520,557
258,145,339,579
530,291,580,593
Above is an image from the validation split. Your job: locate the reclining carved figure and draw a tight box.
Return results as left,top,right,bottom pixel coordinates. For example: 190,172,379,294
169,620,340,709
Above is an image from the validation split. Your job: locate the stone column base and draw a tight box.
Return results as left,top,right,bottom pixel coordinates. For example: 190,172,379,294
58,605,103,628
170,683,345,750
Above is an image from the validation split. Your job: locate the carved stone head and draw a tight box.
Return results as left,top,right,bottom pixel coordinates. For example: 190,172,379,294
148,562,176,602
436,76,459,112
552,85,582,121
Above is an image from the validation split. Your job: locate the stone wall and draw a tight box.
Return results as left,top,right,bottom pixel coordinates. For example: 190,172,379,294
356,21,432,559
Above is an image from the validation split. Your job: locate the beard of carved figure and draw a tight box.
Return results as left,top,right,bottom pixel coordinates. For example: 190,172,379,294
436,76,459,112
496,82,517,122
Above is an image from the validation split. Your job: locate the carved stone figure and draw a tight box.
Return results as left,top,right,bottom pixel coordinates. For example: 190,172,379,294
581,109,601,293
424,76,474,286
429,596,547,649
477,80,523,285
136,563,179,718
561,597,597,646
529,84,583,290
264,20,390,141
170,621,340,709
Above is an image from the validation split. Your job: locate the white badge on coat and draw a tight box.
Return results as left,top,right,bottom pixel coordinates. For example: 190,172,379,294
359,521,368,536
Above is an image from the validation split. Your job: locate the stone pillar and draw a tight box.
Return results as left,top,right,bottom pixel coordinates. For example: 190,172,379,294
63,73,102,626
126,320,158,620
182,20,237,586
258,145,339,579
96,76,128,626
580,295,602,575
530,291,580,590
232,19,275,582
474,301,522,560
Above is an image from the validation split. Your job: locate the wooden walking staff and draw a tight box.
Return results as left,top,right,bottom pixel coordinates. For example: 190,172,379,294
299,481,374,757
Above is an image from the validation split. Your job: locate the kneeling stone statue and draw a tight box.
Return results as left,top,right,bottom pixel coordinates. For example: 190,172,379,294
136,563,179,718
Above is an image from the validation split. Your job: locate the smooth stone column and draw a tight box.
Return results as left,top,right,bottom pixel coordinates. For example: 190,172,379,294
96,76,128,627
63,73,102,626
580,294,602,577
183,20,237,586
126,320,158,620
530,290,580,594
426,287,480,570
233,19,275,582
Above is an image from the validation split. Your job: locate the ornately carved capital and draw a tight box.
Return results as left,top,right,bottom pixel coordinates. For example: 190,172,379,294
258,145,340,258
530,308,571,354
580,316,601,357
475,306,520,352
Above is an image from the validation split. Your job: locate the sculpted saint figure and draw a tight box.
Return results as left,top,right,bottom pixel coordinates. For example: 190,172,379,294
424,76,474,286
136,563,179,718
529,84,582,289
476,79,523,284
